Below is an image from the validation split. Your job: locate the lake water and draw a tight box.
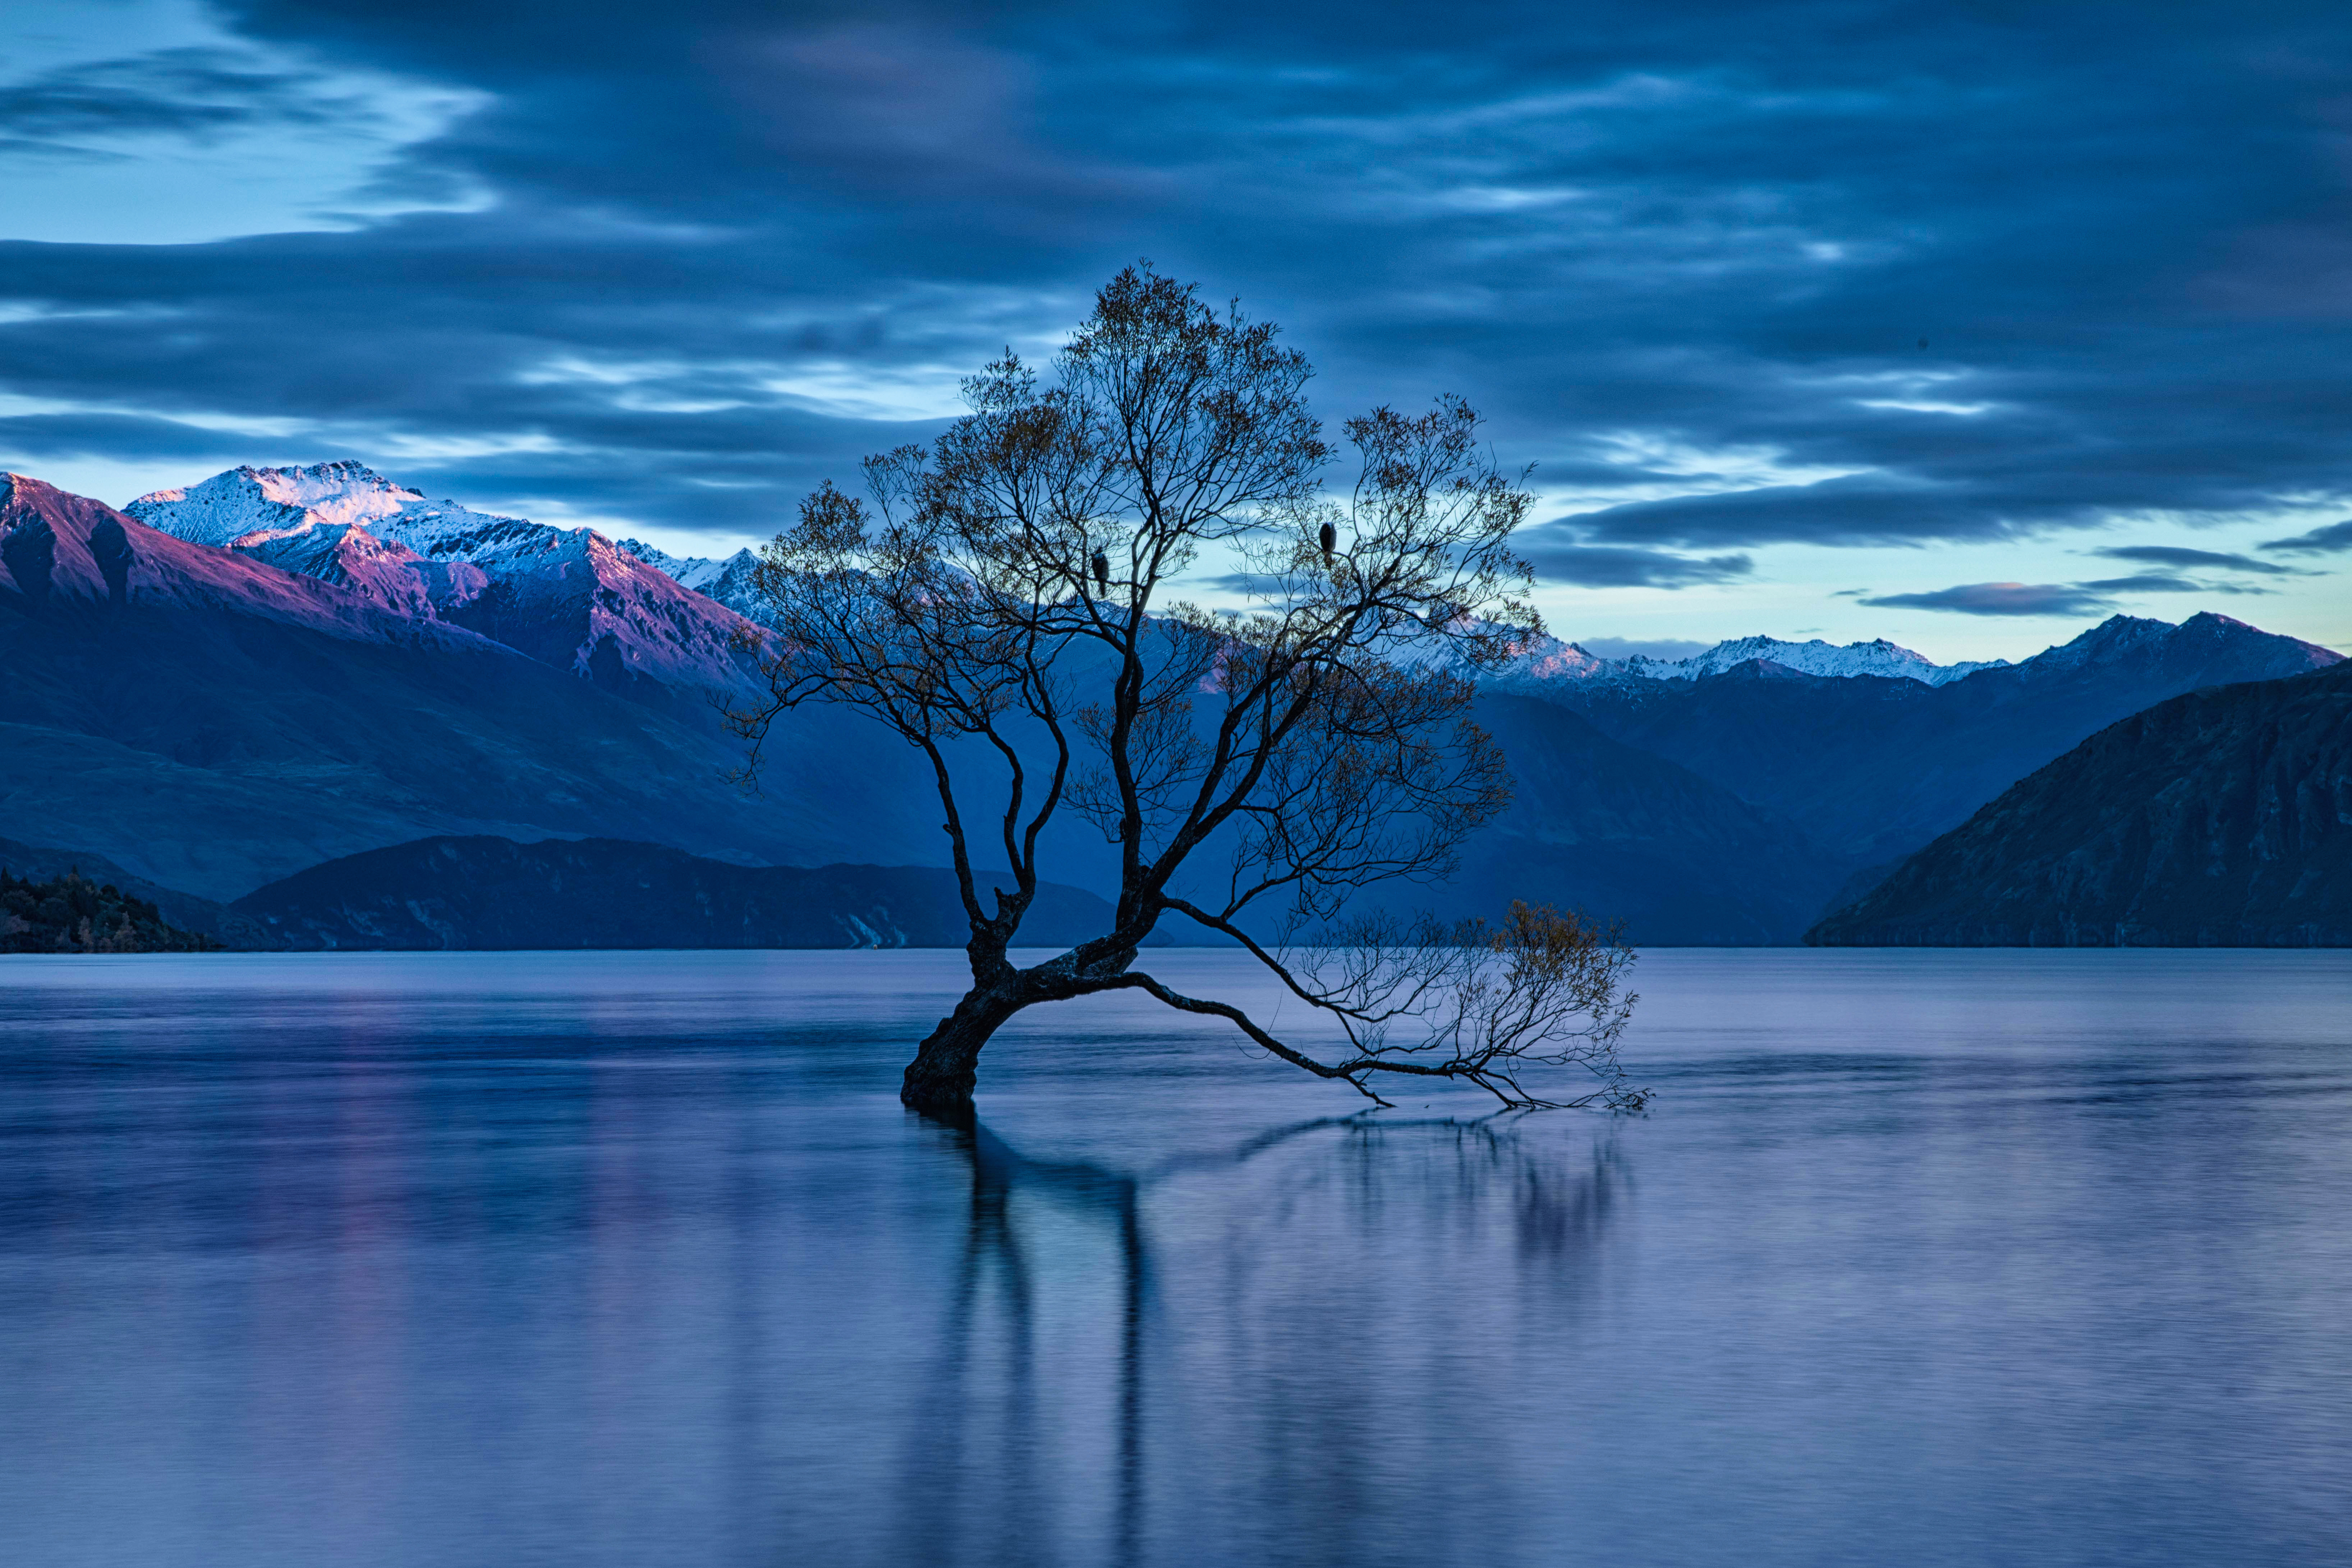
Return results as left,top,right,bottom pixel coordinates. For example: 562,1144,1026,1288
1,948,2347,1567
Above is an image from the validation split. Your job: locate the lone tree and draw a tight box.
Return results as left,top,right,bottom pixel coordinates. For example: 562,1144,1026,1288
730,265,1641,1117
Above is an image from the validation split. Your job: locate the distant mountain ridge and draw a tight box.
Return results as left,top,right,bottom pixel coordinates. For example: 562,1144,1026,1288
4,471,500,649
1515,612,2341,865
1807,659,2352,946
1475,617,2326,698
1402,628,2015,695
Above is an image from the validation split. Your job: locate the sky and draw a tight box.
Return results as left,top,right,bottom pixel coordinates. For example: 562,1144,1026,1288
1,0,2348,662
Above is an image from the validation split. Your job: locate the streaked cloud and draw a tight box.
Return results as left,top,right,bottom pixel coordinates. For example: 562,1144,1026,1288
0,0,2346,621
1856,567,2276,618
2260,519,2352,555
1853,582,2118,618
2075,573,2270,597
1513,518,1753,588
2087,545,2303,576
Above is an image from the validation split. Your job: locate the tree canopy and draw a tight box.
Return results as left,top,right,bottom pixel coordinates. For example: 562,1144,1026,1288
731,264,1641,1115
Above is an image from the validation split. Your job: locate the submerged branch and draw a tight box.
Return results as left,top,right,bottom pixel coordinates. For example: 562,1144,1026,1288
1103,902,1647,1113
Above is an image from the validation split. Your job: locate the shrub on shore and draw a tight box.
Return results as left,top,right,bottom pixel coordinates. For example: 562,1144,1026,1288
0,868,219,953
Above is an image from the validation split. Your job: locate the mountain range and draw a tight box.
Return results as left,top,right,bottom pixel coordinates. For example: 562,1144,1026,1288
4,460,2342,946
1493,612,2341,867
0,470,941,900
612,535,768,621
1482,630,2013,688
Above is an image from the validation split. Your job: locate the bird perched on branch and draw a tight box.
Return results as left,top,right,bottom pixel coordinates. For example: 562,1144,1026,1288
1091,548,1110,593
1318,520,1337,562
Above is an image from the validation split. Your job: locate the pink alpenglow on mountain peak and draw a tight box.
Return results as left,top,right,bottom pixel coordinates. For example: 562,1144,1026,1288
128,463,767,699
130,460,426,548
0,471,503,652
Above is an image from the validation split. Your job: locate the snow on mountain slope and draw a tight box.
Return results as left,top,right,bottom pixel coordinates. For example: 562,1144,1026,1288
616,538,768,620
1526,609,2344,866
235,523,442,619
616,538,727,593
125,459,420,546
1495,616,2333,695
2,471,510,652
1619,634,2007,684
1494,617,2335,695
1458,628,2001,694
128,464,767,698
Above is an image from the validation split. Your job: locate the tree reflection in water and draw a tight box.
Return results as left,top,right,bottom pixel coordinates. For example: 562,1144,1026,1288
894,1113,1625,1568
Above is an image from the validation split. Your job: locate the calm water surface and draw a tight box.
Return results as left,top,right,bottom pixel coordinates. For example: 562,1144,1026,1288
1,949,2347,1567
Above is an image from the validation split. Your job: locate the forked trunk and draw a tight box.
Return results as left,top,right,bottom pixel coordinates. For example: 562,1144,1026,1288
901,984,1025,1118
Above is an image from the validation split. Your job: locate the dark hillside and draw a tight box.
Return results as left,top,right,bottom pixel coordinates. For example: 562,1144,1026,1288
1807,660,2352,947
1420,695,1854,945
230,836,1141,950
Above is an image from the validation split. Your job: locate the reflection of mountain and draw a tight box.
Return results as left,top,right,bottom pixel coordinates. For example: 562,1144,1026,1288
895,1114,1623,1567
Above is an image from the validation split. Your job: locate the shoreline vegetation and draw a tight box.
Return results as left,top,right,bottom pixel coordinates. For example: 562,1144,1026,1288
0,869,219,954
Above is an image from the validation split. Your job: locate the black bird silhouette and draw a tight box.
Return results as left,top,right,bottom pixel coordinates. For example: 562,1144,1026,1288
1318,520,1337,561
1091,549,1110,592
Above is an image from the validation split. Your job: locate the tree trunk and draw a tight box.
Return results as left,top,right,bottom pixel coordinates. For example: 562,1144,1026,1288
901,984,1025,1119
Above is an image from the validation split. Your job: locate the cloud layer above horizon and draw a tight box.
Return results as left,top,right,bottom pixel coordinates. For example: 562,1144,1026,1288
1,0,2348,654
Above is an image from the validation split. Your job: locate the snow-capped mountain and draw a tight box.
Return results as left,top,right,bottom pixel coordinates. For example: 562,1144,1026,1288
2004,611,2340,680
4,471,488,649
128,464,766,699
1617,634,2007,685
229,520,443,620
15,463,2346,943
1493,617,2329,696
614,538,769,620
1460,629,2004,695
1,472,944,899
